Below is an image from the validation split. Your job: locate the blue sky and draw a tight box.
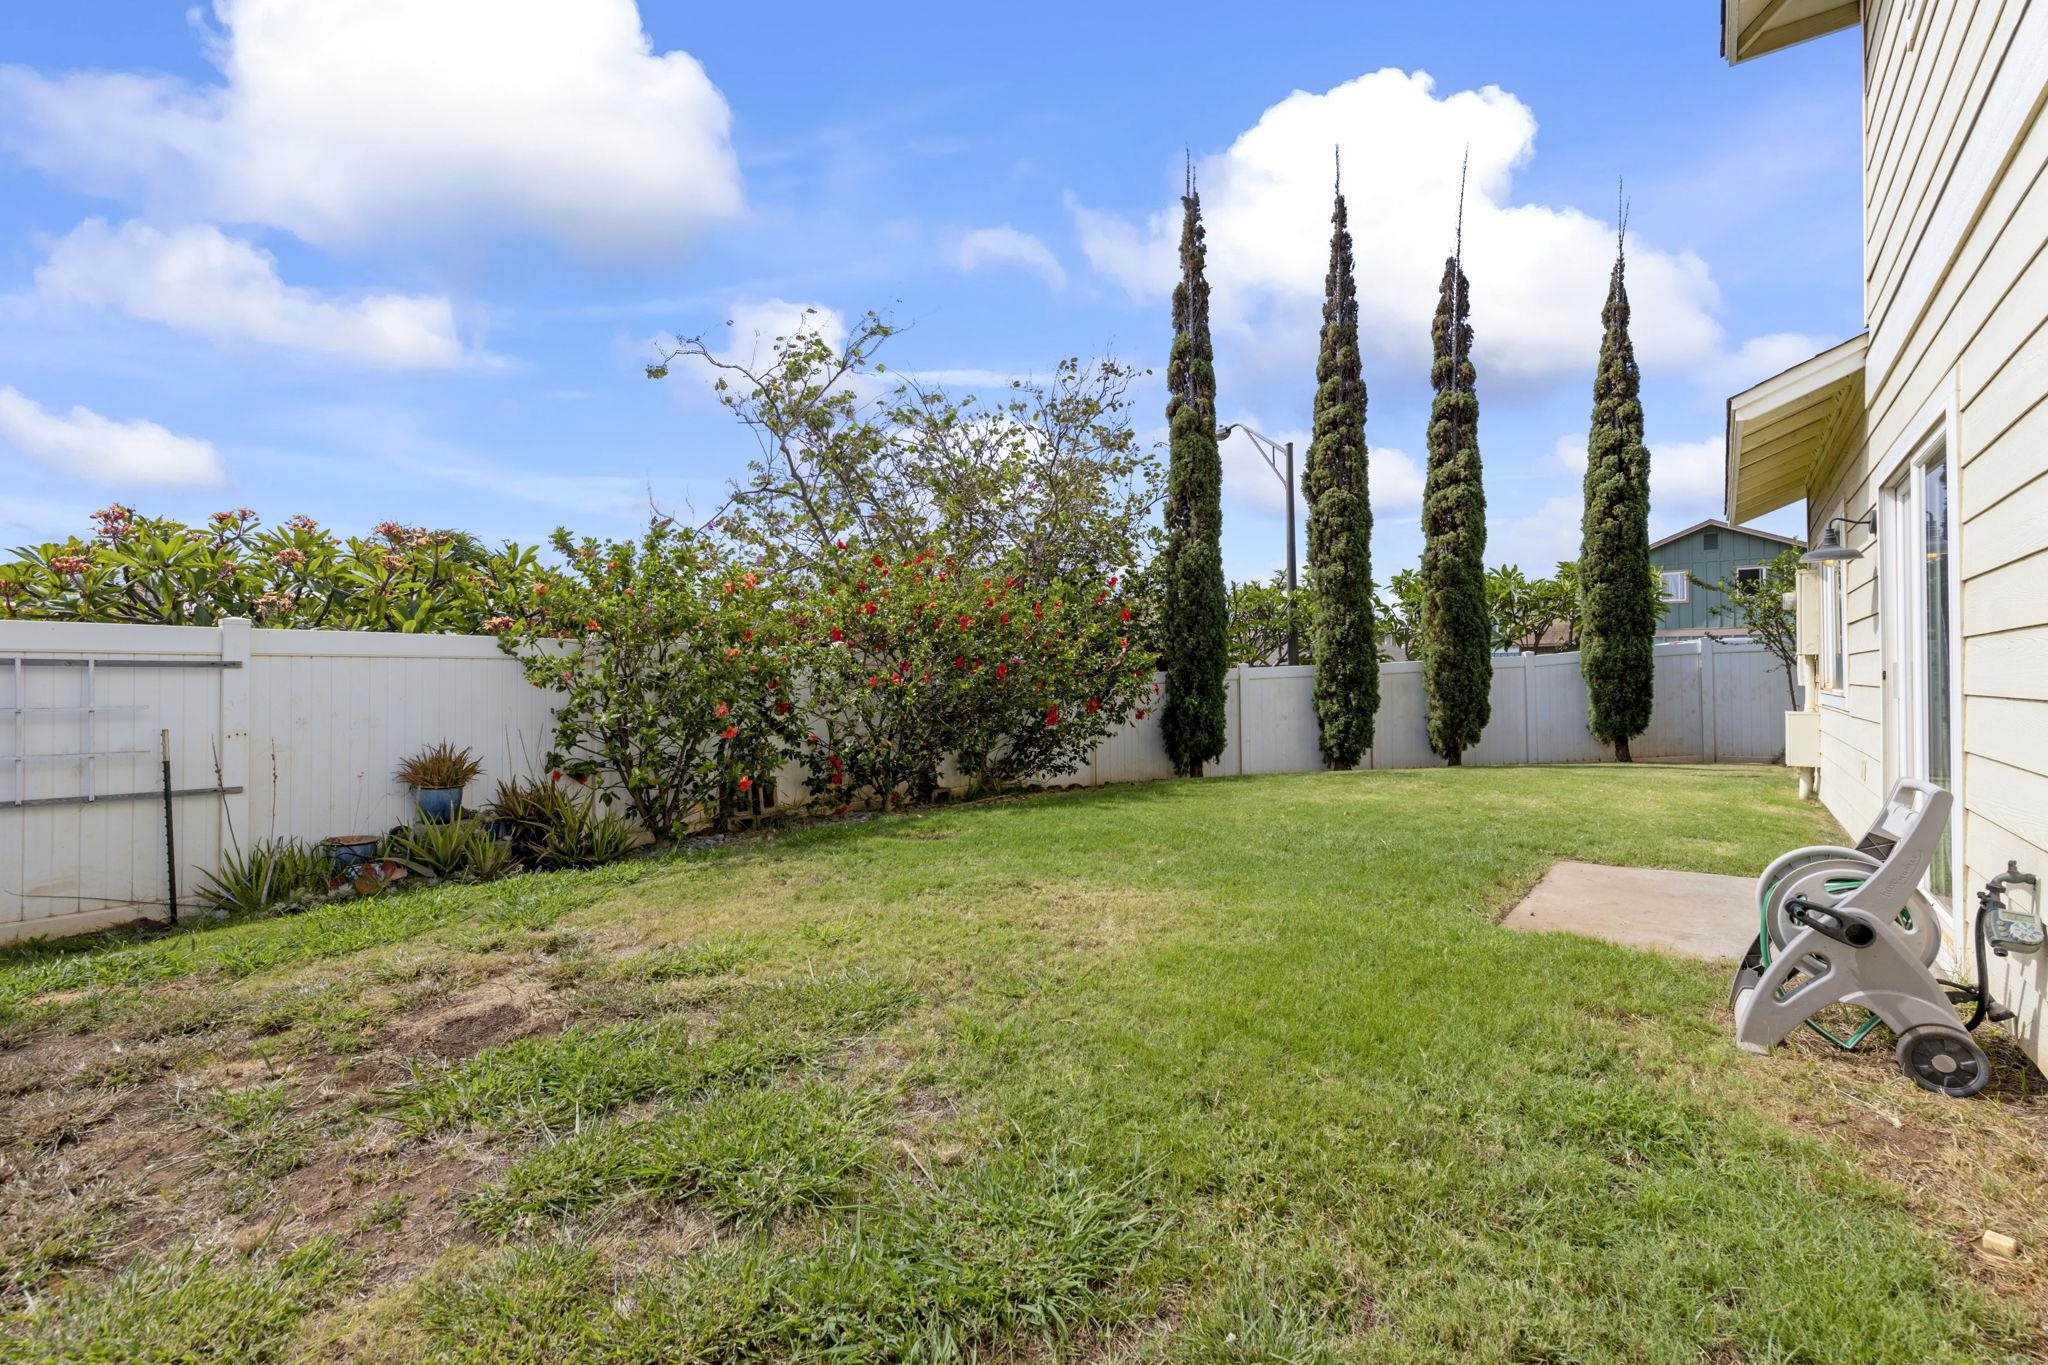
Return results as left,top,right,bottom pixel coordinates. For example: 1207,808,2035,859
0,1,1862,582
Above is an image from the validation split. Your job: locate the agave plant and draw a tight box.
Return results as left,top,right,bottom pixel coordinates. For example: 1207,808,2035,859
383,816,512,882
197,838,334,915
483,775,638,870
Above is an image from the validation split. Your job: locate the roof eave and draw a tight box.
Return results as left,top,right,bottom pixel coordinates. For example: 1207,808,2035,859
1725,333,1869,522
1722,0,1862,65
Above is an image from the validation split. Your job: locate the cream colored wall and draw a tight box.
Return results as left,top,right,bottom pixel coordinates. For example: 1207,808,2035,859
1813,0,2048,1057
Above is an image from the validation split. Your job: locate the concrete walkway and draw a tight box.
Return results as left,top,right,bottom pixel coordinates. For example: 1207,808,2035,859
1502,861,1757,960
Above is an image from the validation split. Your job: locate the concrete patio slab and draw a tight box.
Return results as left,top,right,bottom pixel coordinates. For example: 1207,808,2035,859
1503,861,1757,960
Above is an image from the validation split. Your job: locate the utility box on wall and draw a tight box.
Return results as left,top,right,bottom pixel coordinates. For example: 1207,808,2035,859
1784,710,1821,768
1793,569,1821,657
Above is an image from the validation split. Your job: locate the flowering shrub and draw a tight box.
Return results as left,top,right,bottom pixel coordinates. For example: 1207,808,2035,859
0,505,555,632
791,541,1154,808
496,522,802,836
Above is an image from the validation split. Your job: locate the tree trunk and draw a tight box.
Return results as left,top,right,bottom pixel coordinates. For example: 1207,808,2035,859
1445,748,1462,767
1615,735,1632,763
1782,659,1799,709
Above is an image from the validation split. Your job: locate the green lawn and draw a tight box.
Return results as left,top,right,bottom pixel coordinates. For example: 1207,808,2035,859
1,765,2040,1362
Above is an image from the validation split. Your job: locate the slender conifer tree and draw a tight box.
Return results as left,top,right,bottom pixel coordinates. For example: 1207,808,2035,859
1420,162,1491,764
1578,198,1656,761
1306,151,1378,766
1161,162,1229,777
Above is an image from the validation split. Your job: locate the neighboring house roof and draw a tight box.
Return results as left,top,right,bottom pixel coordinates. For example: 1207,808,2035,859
1648,518,1804,554
1720,0,1859,65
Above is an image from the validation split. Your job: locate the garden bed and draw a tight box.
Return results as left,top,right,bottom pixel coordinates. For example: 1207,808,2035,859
1,765,2042,1360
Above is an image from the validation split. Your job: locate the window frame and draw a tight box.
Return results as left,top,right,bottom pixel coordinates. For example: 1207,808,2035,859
1659,570,1689,604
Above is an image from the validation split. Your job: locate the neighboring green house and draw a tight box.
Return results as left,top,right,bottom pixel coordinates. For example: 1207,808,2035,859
1649,518,1802,637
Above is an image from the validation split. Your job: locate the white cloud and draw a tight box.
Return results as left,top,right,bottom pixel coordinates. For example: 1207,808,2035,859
1491,494,1584,574
948,227,1067,291
1373,446,1427,510
36,219,481,369
0,0,740,256
0,388,225,486
1071,68,1771,388
1553,430,1728,536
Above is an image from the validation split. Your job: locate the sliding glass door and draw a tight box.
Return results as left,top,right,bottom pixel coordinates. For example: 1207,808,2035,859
1883,435,1958,907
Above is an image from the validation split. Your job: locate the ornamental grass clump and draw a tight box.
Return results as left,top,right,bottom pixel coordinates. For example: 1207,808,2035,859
394,742,484,791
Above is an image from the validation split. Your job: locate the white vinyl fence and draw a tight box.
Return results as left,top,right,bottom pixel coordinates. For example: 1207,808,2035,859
1,621,1794,942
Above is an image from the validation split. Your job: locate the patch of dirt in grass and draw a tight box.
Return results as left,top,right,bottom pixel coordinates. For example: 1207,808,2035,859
389,978,556,1059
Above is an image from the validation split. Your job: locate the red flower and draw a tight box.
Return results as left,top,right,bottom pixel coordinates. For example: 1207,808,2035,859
1033,602,1044,620
995,662,1007,679
982,596,994,608
1136,708,1147,720
1109,575,1120,588
1120,607,1132,622
722,725,739,739
829,627,844,642
738,775,753,791
863,601,878,614
867,676,880,687
872,554,885,568
807,732,821,744
831,772,845,785
550,769,562,781
715,702,730,717
1093,590,1108,605
957,615,972,630
1119,637,1128,649
953,655,967,668
1005,576,1016,588
575,773,589,785
828,754,842,769
1045,705,1060,726
1000,611,1010,624
774,700,792,713
836,538,848,549
1086,697,1101,713
743,628,754,641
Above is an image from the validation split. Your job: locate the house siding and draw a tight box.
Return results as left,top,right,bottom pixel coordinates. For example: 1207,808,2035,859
1650,526,1800,632
1807,0,2048,1060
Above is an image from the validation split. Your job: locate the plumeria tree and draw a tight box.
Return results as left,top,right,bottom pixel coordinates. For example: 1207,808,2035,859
0,504,552,632
493,521,803,836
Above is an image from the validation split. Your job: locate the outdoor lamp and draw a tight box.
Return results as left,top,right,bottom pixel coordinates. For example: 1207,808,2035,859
1801,509,1876,564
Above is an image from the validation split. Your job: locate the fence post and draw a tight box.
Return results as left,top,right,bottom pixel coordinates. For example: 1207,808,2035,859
1520,654,1535,764
1698,638,1719,764
218,618,252,857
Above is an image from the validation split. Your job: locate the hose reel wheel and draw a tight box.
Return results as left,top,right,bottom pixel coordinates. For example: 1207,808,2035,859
1763,855,1942,969
1895,1025,1991,1098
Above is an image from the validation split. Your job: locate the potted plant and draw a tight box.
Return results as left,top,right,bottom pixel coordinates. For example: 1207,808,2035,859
395,742,484,824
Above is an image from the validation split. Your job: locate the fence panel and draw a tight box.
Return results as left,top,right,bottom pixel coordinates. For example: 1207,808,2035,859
1,619,1798,942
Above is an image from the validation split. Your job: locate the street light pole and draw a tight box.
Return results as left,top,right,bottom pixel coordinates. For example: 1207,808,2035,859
1218,423,1299,666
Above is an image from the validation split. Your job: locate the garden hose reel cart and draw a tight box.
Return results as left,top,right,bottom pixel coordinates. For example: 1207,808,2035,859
1732,779,2002,1097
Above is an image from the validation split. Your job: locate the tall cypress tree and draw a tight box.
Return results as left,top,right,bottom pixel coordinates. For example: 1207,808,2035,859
1306,156,1378,767
1160,165,1228,777
1420,202,1491,764
1578,215,1656,761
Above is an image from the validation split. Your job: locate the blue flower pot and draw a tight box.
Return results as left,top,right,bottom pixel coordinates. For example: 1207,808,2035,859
323,835,379,874
415,787,463,824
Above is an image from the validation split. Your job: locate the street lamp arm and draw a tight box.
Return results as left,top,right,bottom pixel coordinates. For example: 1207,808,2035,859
1216,422,1289,490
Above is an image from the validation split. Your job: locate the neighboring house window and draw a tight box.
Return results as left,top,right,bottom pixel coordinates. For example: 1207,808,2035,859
1734,565,1764,586
1703,531,1720,551
1821,561,1847,692
1660,571,1689,603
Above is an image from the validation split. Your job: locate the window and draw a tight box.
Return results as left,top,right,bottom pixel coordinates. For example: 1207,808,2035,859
1820,561,1847,692
1734,565,1764,587
1703,531,1720,551
1659,570,1689,603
